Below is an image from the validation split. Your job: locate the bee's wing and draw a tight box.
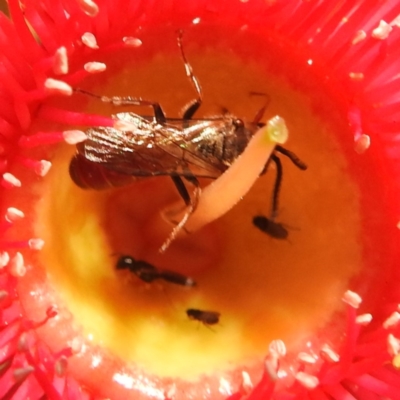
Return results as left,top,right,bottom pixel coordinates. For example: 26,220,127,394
78,114,227,178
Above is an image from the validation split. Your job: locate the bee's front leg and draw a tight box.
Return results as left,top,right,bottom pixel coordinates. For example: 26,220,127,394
73,88,167,123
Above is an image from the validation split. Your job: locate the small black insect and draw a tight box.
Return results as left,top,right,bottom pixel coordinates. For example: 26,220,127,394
116,256,159,283
117,255,196,287
186,308,220,326
253,215,289,240
69,31,307,244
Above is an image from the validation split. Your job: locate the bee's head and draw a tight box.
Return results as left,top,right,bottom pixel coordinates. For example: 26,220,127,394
232,118,265,138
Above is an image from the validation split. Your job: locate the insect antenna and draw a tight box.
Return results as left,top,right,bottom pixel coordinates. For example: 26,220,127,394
73,87,103,100
177,30,203,121
249,91,271,124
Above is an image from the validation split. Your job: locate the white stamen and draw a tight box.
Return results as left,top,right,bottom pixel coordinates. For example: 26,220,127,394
63,130,87,144
241,371,253,393
342,290,362,308
372,20,392,40
44,78,73,96
390,15,400,27
35,160,52,176
0,251,9,268
69,337,84,354
84,61,107,73
277,369,288,379
320,344,340,362
81,32,99,49
388,334,400,356
297,352,317,364
352,30,367,44
383,311,400,329
355,313,373,326
6,207,24,222
123,37,142,47
2,173,21,188
76,0,99,16
349,72,364,81
269,339,287,357
264,352,279,381
295,372,319,389
354,134,370,154
28,238,45,250
9,252,26,277
53,46,68,75
219,377,232,396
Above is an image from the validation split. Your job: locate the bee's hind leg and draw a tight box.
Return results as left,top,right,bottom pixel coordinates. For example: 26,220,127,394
160,171,201,252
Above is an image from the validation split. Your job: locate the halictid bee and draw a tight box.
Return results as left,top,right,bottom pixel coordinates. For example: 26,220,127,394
186,308,221,326
117,255,196,287
69,31,307,240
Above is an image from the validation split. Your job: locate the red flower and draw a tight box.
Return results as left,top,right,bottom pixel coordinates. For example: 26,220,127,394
1,0,400,399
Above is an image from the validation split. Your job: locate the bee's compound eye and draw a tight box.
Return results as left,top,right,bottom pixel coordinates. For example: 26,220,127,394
116,256,134,270
233,118,244,128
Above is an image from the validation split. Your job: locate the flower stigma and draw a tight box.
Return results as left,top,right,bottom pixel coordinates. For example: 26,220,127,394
162,116,289,243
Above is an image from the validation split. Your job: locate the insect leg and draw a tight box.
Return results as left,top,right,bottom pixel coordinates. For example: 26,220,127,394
170,173,192,206
181,167,201,211
275,145,308,170
254,146,307,238
261,146,307,217
101,96,167,123
161,172,201,252
177,30,203,121
170,167,201,211
74,88,167,123
269,153,283,220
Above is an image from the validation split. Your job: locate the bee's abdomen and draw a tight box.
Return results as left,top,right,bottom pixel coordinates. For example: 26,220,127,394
69,154,137,190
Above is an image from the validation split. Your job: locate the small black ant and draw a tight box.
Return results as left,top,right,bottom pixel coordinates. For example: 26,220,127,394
116,255,196,287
